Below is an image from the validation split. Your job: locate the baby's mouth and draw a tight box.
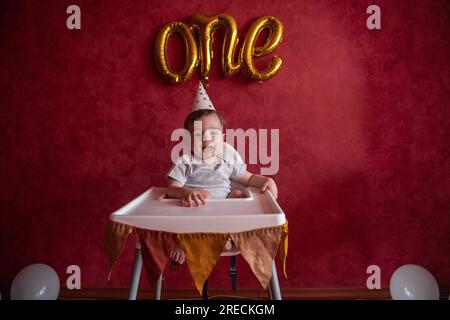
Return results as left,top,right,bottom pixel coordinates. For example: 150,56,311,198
202,144,214,150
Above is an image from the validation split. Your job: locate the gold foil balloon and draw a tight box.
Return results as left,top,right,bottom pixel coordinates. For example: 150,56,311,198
155,14,283,84
191,13,241,86
241,15,283,81
154,22,198,84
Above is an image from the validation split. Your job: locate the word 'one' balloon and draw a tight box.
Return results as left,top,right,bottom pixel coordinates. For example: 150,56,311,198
155,13,283,86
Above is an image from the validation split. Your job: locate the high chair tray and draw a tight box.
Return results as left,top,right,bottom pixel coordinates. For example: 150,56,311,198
110,187,286,233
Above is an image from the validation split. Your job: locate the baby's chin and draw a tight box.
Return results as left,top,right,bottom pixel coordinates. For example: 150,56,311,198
202,146,215,157
202,157,219,165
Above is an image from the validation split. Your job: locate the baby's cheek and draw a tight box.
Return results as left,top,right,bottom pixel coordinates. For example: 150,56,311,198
193,143,201,153
214,140,224,155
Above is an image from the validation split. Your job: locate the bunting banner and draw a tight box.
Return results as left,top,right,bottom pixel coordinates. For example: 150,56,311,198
231,225,283,289
279,221,289,278
178,233,229,294
104,219,288,294
104,220,134,280
136,228,178,288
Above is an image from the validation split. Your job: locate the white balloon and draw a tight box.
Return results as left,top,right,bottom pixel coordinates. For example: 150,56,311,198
389,264,439,300
10,264,60,300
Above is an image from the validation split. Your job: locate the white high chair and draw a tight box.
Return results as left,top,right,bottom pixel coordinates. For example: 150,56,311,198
110,144,285,299
110,183,286,300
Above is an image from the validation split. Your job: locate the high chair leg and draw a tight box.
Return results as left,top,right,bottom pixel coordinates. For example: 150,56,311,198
269,260,282,300
154,274,162,300
128,247,143,300
229,256,238,290
202,279,208,300
267,282,273,300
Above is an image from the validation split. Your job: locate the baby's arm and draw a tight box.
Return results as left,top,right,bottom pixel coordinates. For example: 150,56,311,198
237,171,278,199
167,178,211,207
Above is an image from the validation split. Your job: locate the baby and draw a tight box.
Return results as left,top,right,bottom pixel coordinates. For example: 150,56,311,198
166,83,278,265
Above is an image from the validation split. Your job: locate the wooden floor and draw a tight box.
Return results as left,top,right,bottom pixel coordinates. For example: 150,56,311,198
55,286,450,300
2,285,448,300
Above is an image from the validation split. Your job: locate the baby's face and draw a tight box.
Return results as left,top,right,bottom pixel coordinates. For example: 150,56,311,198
190,113,224,163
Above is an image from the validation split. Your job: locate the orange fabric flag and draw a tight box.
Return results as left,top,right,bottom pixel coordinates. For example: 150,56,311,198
104,220,133,280
279,222,289,278
178,233,229,294
231,225,283,289
136,228,177,288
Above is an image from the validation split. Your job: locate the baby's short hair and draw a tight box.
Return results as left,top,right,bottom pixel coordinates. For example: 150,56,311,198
184,109,225,131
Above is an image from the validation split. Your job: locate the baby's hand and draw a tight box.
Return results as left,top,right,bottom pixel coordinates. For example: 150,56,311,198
260,177,278,199
181,188,211,207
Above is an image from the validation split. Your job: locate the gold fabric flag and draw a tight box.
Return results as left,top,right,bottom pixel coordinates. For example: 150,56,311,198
178,233,229,294
136,228,177,288
104,220,133,280
231,226,283,289
279,222,289,278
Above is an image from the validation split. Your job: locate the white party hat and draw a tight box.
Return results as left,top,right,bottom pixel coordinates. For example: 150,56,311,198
191,81,216,113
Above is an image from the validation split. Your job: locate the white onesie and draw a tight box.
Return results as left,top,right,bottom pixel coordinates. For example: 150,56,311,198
167,143,247,198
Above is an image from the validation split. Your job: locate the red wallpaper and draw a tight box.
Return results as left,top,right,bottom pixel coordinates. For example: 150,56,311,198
1,0,449,290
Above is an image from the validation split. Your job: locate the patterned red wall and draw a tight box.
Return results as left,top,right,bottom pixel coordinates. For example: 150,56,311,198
1,0,449,290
